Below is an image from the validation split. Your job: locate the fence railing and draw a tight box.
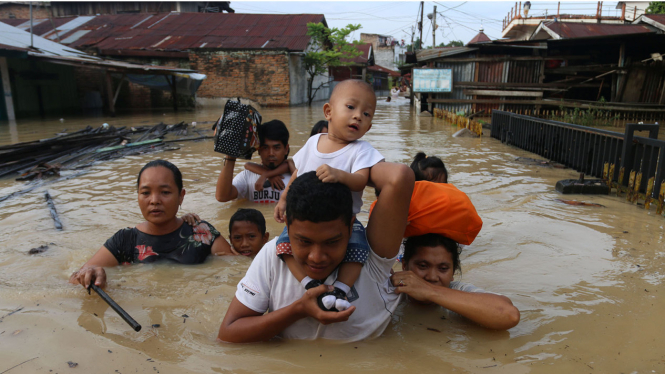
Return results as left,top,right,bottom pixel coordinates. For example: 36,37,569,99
491,110,665,215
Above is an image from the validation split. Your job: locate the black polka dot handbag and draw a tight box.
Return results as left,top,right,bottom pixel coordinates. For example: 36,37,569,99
212,98,262,159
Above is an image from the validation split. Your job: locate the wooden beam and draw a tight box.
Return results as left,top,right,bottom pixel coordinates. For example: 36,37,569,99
426,55,590,63
105,70,116,117
453,81,600,89
463,89,544,97
428,98,665,112
0,57,15,121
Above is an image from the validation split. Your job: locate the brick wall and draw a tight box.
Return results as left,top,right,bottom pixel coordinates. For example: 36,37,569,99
0,4,49,19
190,50,290,107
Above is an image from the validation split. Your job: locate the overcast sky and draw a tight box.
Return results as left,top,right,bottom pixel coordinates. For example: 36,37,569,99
231,1,624,46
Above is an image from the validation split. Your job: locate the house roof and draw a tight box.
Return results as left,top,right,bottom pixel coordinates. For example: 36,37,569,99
342,43,373,65
531,21,654,40
467,30,491,45
0,21,196,75
367,64,399,77
634,14,665,31
416,46,477,62
0,13,326,53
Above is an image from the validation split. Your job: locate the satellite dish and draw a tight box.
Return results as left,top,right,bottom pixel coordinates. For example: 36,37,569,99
427,13,433,20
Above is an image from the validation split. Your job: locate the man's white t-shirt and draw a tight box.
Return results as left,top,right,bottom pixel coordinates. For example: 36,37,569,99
293,134,384,214
235,238,401,341
232,170,291,203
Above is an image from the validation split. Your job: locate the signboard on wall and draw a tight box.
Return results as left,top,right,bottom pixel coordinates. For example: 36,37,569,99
413,68,452,93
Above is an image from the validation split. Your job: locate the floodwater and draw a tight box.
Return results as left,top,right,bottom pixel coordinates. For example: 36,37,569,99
0,99,664,373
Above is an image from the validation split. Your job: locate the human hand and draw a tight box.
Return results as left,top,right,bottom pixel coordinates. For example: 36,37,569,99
390,271,435,302
296,285,356,324
316,165,342,183
255,175,266,192
268,175,285,190
274,200,286,223
69,266,107,289
181,212,201,226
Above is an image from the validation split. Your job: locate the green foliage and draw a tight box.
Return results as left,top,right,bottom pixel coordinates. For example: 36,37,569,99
646,2,665,14
407,38,422,52
439,40,464,47
550,97,619,127
303,23,364,105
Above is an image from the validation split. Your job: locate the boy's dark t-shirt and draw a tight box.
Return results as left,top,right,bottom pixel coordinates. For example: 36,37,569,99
104,221,220,264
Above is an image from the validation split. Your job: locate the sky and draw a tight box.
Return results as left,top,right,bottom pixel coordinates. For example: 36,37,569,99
230,1,624,46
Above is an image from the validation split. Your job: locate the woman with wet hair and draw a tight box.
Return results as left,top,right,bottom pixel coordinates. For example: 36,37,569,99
410,152,448,183
391,233,520,330
70,159,234,289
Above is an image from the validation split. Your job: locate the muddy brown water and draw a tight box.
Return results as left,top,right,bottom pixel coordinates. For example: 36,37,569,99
0,100,664,373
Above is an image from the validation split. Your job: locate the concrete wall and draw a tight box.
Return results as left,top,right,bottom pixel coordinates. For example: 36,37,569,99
289,54,330,105
190,50,291,107
374,48,395,70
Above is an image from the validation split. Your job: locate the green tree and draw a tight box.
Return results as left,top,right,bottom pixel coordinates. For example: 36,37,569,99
407,38,422,52
303,23,364,106
646,1,665,13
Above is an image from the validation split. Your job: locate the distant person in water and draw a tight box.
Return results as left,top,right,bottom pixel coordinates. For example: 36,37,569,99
216,120,293,204
391,233,520,330
310,120,328,137
70,160,234,289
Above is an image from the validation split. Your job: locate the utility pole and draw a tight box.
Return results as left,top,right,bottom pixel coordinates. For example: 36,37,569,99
29,2,33,48
410,25,415,52
432,5,437,48
419,1,424,50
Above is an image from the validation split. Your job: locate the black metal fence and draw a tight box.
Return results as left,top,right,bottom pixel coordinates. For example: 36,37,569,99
491,110,665,214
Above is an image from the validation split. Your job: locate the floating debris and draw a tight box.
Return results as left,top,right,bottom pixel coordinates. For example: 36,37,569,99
28,245,49,255
555,199,605,207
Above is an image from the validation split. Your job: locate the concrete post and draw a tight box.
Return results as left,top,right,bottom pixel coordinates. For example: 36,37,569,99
0,57,16,121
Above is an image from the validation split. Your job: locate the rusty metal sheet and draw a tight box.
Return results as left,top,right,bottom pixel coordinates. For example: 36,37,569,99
5,13,324,52
546,22,653,39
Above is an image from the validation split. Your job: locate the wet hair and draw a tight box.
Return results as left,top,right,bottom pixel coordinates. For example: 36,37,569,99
229,208,266,235
286,171,353,228
259,119,290,147
330,79,376,103
410,152,448,183
136,159,183,192
310,120,328,137
403,233,461,274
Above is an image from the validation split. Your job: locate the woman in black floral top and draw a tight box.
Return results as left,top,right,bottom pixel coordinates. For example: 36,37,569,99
70,160,235,289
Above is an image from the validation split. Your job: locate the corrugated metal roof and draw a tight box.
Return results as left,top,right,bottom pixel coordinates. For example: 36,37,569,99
10,13,326,52
368,64,399,76
543,22,654,39
416,47,478,62
342,43,372,65
0,21,196,74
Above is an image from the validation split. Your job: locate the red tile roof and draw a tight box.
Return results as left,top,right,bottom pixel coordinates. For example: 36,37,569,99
1,13,326,52
544,21,653,39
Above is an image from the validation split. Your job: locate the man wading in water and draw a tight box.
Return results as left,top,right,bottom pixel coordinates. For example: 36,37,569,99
218,163,414,342
216,120,292,204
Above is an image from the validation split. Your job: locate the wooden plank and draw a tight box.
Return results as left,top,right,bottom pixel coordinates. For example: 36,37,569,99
463,90,543,97
453,81,600,88
428,98,665,112
424,55,590,63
